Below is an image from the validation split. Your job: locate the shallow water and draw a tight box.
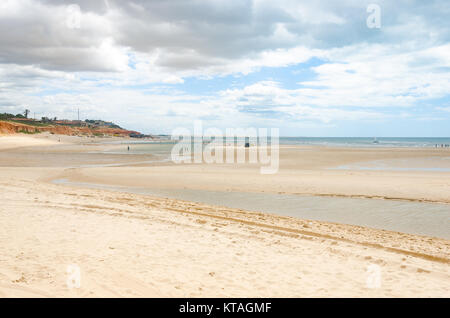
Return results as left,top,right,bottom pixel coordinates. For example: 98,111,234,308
103,137,450,148
97,141,450,172
53,179,450,239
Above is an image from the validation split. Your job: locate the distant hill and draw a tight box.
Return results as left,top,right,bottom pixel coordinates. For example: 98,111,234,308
0,113,142,137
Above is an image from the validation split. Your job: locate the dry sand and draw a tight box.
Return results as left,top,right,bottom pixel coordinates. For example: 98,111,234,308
0,134,449,297
0,135,64,150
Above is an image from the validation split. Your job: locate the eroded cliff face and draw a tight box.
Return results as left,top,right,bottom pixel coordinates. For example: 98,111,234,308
0,121,33,134
0,120,139,137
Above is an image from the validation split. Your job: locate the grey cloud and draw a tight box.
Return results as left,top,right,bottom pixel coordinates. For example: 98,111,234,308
112,0,293,59
0,0,448,73
0,0,114,72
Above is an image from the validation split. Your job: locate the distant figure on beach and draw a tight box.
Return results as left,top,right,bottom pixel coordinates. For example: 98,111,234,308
127,146,130,151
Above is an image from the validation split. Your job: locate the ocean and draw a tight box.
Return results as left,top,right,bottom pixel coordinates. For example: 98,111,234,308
279,137,450,148
107,137,450,148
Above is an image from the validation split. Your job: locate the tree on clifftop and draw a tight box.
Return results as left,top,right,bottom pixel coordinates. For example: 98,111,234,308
23,109,30,119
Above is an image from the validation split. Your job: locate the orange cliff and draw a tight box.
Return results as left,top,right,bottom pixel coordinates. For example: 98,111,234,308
0,120,140,137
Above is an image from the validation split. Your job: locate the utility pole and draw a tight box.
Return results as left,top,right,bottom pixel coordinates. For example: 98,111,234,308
77,108,80,121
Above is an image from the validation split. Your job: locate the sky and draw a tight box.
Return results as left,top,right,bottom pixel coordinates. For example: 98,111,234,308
0,0,449,136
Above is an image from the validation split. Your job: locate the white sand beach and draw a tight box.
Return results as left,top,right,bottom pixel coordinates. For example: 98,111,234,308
0,134,449,297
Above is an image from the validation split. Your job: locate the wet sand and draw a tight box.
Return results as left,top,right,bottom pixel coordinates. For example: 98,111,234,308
0,134,449,297
51,180,450,239
57,146,450,204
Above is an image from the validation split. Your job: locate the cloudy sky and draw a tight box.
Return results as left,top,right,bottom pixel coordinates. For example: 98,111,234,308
0,0,449,136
